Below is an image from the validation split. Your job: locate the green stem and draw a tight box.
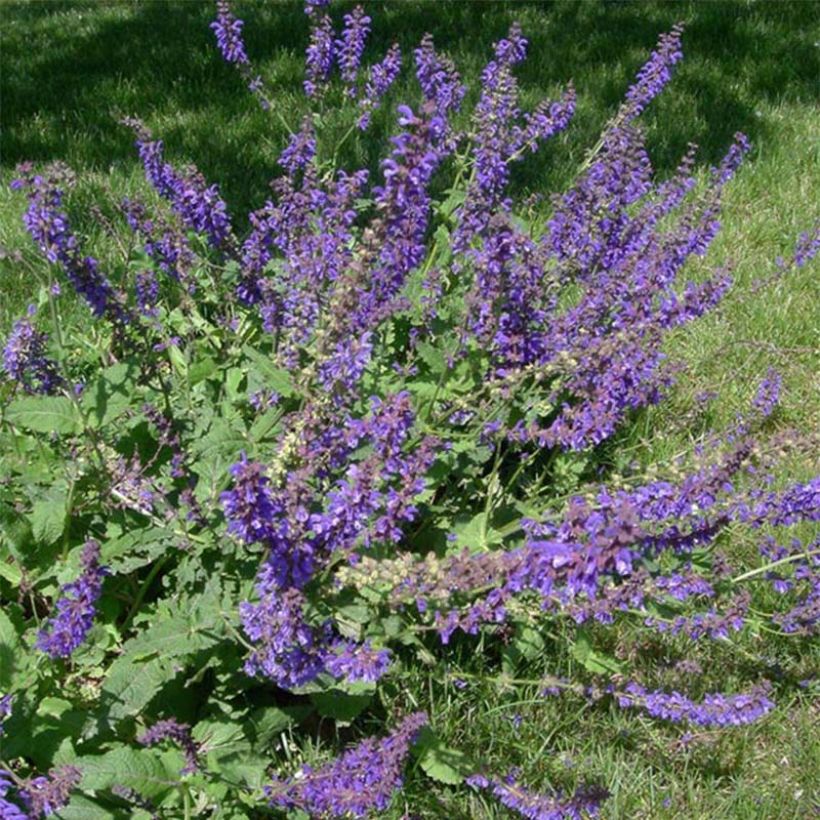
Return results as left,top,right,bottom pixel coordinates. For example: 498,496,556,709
60,478,76,561
731,549,820,584
122,555,170,631
182,784,192,820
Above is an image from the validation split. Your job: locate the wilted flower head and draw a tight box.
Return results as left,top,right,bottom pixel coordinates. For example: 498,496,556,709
20,765,81,818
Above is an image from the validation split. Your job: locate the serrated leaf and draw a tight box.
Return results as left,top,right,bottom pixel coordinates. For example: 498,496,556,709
414,727,471,785
124,615,219,660
0,502,33,562
451,512,502,552
101,527,173,573
30,489,67,545
77,747,176,799
58,794,120,820
416,341,447,375
190,356,218,385
502,624,546,675
6,396,80,434
102,655,179,723
190,417,247,461
248,407,281,442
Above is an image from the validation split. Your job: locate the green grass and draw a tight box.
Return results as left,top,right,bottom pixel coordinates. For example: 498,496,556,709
2,1,819,817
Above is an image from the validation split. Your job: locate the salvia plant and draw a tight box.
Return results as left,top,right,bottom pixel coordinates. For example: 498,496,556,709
1,2,818,818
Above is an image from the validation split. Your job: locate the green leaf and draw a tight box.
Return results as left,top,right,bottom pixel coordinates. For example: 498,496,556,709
85,361,139,427
246,705,311,748
416,341,447,375
571,629,623,676
77,747,176,799
5,396,80,434
102,526,173,573
0,559,22,587
30,488,67,545
502,624,545,675
0,502,33,562
190,356,218,386
58,794,120,820
414,727,472,785
310,689,373,724
101,655,179,723
241,346,295,397
124,615,219,660
248,407,281,443
451,512,502,552
0,608,22,689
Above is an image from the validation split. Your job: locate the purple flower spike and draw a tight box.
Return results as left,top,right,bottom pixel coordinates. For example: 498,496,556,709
325,640,391,683
2,309,62,394
469,773,608,820
616,682,775,727
210,0,249,66
336,6,371,92
266,712,428,818
13,165,126,321
793,222,820,268
621,24,684,122
123,119,232,248
36,540,108,659
414,33,466,117
752,368,782,418
305,13,335,97
0,769,27,820
0,695,12,737
221,454,282,545
358,43,401,129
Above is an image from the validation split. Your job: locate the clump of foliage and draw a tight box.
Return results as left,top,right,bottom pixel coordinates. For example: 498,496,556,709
1,1,818,818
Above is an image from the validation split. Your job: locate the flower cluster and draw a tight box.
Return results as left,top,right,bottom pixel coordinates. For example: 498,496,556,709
210,0,248,65
266,712,428,817
3,4,817,818
467,773,608,820
2,307,61,394
123,118,232,249
19,766,81,818
36,540,108,659
615,682,775,727
0,770,27,820
336,6,371,92
12,164,124,321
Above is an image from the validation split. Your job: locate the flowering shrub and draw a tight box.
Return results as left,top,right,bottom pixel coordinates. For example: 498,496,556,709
1,2,818,818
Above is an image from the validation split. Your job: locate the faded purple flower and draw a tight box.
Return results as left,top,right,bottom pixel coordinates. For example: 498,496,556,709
20,766,81,818
139,718,199,774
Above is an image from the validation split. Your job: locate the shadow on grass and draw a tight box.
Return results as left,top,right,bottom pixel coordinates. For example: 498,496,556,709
3,0,818,216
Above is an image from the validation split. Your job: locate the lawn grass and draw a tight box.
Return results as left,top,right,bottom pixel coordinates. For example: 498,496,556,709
2,1,818,817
